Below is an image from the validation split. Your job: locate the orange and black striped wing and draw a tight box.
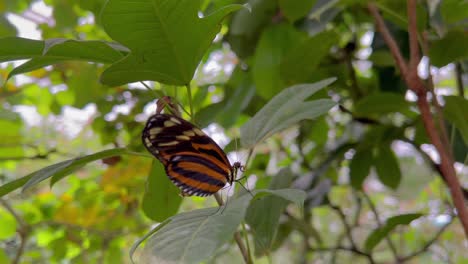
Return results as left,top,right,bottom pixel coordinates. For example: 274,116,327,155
142,114,233,197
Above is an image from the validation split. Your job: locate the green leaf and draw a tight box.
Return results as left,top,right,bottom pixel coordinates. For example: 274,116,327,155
252,24,304,99
369,50,395,67
349,148,373,189
440,0,468,25
429,30,468,67
227,0,278,58
0,37,125,80
137,189,305,264
365,213,423,252
0,208,16,239
354,92,413,117
279,0,317,22
0,118,24,159
100,0,243,86
0,248,10,264
280,30,337,85
52,1,77,30
216,67,256,128
0,174,33,198
241,78,336,148
14,148,129,192
0,37,43,62
142,161,183,222
245,169,295,256
0,15,17,37
443,96,468,144
374,145,401,189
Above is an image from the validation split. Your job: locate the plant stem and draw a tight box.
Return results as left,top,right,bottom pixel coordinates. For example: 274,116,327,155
186,83,194,118
213,193,252,263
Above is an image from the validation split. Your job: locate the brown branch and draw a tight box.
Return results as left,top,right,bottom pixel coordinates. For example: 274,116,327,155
367,0,468,238
362,192,400,262
420,31,452,154
407,0,420,71
367,3,408,78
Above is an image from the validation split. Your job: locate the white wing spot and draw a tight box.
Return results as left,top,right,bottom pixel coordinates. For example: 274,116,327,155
193,128,205,136
149,127,162,135
158,141,179,146
176,135,190,141
183,130,195,137
164,120,176,127
144,138,152,147
170,117,182,124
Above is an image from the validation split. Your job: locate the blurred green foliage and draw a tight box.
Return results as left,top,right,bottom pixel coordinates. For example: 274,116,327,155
0,0,467,263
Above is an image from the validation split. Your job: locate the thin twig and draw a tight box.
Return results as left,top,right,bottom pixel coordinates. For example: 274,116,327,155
455,62,465,97
362,192,400,262
399,218,453,262
309,246,375,264
330,204,358,250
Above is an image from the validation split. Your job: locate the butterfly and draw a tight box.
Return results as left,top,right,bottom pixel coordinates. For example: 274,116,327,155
142,100,242,197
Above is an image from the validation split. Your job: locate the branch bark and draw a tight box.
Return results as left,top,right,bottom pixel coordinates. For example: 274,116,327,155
367,0,468,238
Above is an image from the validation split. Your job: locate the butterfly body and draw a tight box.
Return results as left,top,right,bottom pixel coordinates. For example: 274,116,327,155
142,114,238,197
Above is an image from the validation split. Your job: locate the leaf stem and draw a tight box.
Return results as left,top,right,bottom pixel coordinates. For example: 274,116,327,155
186,83,194,118
213,193,252,263
140,81,162,98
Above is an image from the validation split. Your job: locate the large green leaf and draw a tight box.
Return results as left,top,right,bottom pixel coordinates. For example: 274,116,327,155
142,161,182,222
216,67,256,128
364,213,423,252
349,148,373,189
440,0,468,25
354,92,413,117
100,0,243,86
0,37,125,80
0,174,33,198
0,148,137,197
245,168,295,256
137,189,305,264
227,0,278,58
0,15,17,37
252,24,305,99
374,145,401,189
241,78,336,148
429,30,468,67
279,0,317,22
443,96,468,144
280,30,337,85
0,37,43,62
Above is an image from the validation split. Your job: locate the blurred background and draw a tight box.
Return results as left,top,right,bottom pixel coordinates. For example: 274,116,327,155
0,0,467,263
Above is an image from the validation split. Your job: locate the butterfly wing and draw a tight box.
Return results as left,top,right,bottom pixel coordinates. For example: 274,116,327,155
142,114,233,196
